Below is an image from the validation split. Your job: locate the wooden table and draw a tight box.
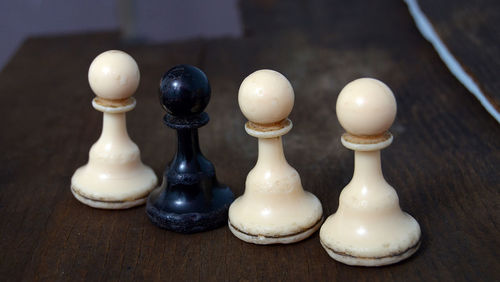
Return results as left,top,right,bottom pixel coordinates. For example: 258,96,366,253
0,0,498,281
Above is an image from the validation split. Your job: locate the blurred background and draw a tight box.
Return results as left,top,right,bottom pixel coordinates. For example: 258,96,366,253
0,0,497,120
0,0,242,70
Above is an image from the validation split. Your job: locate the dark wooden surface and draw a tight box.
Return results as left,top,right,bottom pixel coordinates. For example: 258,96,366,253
419,0,500,111
0,0,498,281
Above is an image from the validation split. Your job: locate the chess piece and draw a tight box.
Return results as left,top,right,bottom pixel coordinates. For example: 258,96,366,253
228,69,323,244
146,64,234,233
320,78,421,266
71,50,158,209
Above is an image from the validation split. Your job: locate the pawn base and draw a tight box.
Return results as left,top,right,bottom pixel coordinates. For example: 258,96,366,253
70,164,157,210
146,200,230,233
71,187,147,209
228,217,323,245
320,239,421,267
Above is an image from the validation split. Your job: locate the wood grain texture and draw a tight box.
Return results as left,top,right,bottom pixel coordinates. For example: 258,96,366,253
0,0,498,281
418,0,500,111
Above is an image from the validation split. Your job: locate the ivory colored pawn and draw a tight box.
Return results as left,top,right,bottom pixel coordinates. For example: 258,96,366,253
228,69,323,244
71,50,157,209
320,78,421,266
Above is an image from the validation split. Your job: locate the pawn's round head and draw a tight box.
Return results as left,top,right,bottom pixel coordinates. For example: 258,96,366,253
88,50,140,100
336,78,397,136
159,65,211,116
238,69,294,124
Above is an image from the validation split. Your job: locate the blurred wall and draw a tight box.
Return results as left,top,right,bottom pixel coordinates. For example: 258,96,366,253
118,0,242,43
0,0,117,70
0,0,242,70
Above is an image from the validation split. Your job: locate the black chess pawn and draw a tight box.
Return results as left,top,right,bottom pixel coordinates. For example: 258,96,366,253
146,64,234,233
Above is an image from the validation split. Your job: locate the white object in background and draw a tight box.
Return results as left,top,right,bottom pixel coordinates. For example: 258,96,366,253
404,0,500,123
228,69,323,244
320,78,421,266
71,50,157,209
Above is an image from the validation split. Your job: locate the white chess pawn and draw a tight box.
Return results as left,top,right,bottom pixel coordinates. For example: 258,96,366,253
320,78,421,266
71,50,157,209
228,69,323,244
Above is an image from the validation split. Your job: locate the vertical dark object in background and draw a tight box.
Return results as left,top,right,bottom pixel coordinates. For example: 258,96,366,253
146,64,234,233
117,0,138,43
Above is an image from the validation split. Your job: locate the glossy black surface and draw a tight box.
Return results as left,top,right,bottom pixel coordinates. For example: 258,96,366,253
159,64,210,116
147,65,234,233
